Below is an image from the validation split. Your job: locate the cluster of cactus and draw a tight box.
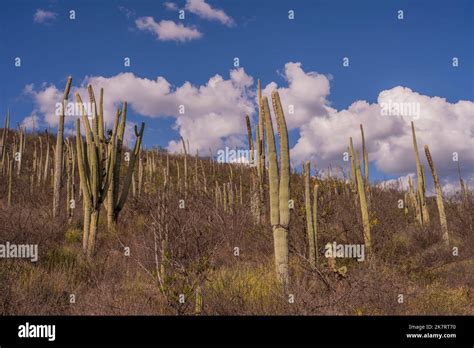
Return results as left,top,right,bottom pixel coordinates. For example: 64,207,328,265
75,82,144,256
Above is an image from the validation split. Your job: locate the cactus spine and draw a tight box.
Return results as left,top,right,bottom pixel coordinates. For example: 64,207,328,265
304,162,316,268
411,122,429,226
53,76,72,217
263,91,290,287
424,145,449,245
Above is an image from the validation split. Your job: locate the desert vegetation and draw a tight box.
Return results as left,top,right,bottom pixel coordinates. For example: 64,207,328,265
0,77,472,315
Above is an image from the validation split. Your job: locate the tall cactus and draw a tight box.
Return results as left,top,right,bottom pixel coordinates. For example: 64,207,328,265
424,145,449,245
312,182,319,266
53,76,72,217
355,150,371,254
76,85,144,256
348,137,357,192
7,153,12,206
105,101,145,229
1,110,10,173
304,162,316,268
360,124,369,188
457,161,469,202
411,122,429,226
263,91,291,287
257,80,265,223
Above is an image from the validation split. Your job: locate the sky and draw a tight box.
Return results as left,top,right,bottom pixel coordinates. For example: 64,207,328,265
0,0,473,191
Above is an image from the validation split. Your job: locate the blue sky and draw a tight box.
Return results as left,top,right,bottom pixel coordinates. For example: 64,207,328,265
0,0,473,184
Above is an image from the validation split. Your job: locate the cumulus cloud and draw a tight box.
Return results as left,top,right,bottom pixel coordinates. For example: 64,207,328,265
33,9,57,24
24,62,474,190
266,62,474,191
135,17,202,42
185,0,234,27
26,69,254,154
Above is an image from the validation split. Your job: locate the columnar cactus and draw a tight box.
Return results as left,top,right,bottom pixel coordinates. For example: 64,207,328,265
7,153,12,206
53,76,72,217
355,150,371,254
263,91,291,287
1,110,10,173
65,138,75,223
360,124,369,189
105,100,145,229
180,136,188,195
424,145,449,245
304,161,316,268
411,122,429,226
256,80,266,223
75,86,144,256
348,137,357,192
457,161,469,202
313,182,319,266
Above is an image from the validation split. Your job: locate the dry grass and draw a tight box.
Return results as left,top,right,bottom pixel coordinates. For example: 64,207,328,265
0,130,472,315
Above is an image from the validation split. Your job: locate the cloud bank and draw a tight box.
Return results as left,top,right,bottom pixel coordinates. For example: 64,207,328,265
25,62,474,190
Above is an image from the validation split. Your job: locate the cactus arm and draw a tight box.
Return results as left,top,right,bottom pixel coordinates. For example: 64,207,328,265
245,115,254,163
272,91,290,227
313,182,319,265
355,150,371,253
53,76,72,216
411,121,429,225
98,88,105,142
424,145,449,245
75,119,92,206
349,137,357,190
116,122,145,213
262,96,279,226
360,124,369,185
76,93,100,207
304,161,315,267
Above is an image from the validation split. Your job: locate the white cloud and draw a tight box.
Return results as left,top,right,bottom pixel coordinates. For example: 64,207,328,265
135,17,202,42
24,62,474,190
33,9,57,24
26,69,254,155
377,173,415,191
163,2,178,10
185,0,234,27
266,62,474,191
